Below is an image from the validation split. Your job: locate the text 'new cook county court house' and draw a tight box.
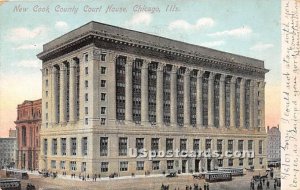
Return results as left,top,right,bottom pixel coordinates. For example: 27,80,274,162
37,21,268,176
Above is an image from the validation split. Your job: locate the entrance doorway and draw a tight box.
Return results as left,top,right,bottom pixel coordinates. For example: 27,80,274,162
195,159,200,172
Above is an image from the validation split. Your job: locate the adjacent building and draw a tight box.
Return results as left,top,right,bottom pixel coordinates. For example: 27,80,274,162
37,21,268,176
15,99,42,170
0,135,17,168
267,125,281,166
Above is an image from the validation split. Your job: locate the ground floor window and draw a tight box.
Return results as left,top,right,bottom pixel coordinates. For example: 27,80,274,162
120,161,128,171
239,158,244,166
167,160,174,170
51,160,56,169
70,161,77,171
259,158,263,165
101,162,109,172
228,158,233,166
248,158,253,166
136,161,144,171
218,159,223,167
152,161,160,170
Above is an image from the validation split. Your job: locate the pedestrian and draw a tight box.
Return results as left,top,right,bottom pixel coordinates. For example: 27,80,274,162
267,180,270,189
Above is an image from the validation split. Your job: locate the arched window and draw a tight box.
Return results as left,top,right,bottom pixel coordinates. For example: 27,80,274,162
21,126,26,146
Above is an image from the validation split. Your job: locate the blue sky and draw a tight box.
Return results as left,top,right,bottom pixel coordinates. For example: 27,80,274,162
0,0,281,136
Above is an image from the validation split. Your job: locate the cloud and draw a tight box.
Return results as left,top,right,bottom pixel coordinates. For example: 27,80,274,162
250,42,274,51
13,43,42,50
55,21,69,30
208,26,252,38
127,12,152,26
168,17,214,31
8,26,47,41
16,60,41,68
200,40,225,47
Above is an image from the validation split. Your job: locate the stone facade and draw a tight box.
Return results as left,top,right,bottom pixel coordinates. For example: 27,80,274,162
267,126,281,163
0,137,16,168
37,21,268,177
15,99,42,170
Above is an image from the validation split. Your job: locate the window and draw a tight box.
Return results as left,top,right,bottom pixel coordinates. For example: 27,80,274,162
45,80,48,87
166,138,173,152
259,140,263,154
46,91,48,97
193,139,200,151
152,161,160,170
217,139,223,154
84,53,88,62
85,80,88,88
180,139,187,152
51,160,56,169
205,139,212,151
46,102,48,109
239,158,244,166
120,161,128,171
218,159,223,167
43,139,48,155
85,67,88,75
61,138,66,155
60,161,65,170
101,80,106,87
151,138,159,154
22,127,27,146
52,139,57,155
248,140,253,151
228,140,233,152
101,107,106,114
71,138,77,156
101,93,106,101
82,162,86,172
46,113,48,121
70,161,77,171
167,160,174,170
82,137,88,156
238,140,243,154
85,93,88,101
259,158,263,165
248,158,253,166
85,107,88,115
136,138,144,156
119,137,127,156
101,162,109,172
101,66,106,74
100,137,108,156
85,118,88,125
101,54,106,61
100,118,106,125
228,158,233,166
136,161,144,170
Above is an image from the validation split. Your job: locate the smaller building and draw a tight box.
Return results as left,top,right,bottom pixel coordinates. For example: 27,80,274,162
267,125,281,166
15,99,41,170
0,137,17,169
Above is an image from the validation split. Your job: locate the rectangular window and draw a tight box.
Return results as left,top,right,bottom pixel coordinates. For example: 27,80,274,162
100,137,108,156
136,138,144,156
85,118,88,125
82,137,88,156
180,139,187,152
51,160,56,169
167,160,174,170
228,140,233,152
85,53,88,62
61,138,66,155
82,162,86,172
136,161,144,170
101,54,106,61
101,162,109,172
151,138,159,154
46,113,48,120
259,140,263,154
248,140,253,151
100,118,106,125
85,107,88,115
238,140,244,154
152,161,160,170
217,139,223,153
101,80,106,87
101,93,106,101
205,139,212,150
60,161,65,170
166,138,173,152
85,80,88,88
85,93,88,101
248,158,253,166
120,161,128,171
43,139,48,155
70,161,77,171
119,137,127,156
101,66,106,74
52,139,57,155
218,159,223,167
46,102,48,109
101,107,106,114
71,138,77,156
46,91,48,97
45,80,48,87
193,139,200,151
85,67,88,75
228,158,233,166
239,158,244,166
259,158,263,165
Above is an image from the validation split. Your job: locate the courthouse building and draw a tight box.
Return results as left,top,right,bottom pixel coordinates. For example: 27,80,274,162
15,99,42,170
37,21,268,176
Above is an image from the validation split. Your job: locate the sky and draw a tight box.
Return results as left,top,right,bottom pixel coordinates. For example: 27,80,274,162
0,0,281,137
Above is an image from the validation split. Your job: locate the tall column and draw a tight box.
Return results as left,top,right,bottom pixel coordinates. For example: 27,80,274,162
52,66,58,124
141,60,149,124
170,65,178,125
125,57,133,122
208,72,215,127
230,77,236,128
184,68,191,126
253,81,258,128
219,74,226,128
156,63,164,125
196,70,204,126
240,78,246,128
260,81,266,130
249,80,255,130
107,53,117,123
59,63,67,124
69,59,77,122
